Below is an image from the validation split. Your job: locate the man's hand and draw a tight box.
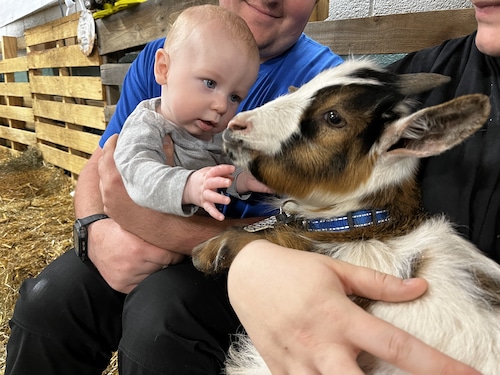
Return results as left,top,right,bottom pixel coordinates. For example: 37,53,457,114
228,240,481,375
88,218,184,293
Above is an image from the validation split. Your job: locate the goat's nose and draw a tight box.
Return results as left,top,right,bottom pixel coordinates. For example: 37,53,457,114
228,116,252,132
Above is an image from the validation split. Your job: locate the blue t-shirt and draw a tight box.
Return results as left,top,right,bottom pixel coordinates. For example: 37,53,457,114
100,34,343,217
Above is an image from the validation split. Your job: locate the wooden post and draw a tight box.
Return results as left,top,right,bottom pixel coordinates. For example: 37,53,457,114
310,0,329,22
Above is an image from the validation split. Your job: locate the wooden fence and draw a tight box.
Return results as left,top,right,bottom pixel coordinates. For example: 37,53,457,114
0,36,35,154
25,12,105,178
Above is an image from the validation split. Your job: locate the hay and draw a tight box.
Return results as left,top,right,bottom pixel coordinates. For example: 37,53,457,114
0,147,118,375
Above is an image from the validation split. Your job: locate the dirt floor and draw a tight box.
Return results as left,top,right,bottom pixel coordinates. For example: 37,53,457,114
0,147,117,374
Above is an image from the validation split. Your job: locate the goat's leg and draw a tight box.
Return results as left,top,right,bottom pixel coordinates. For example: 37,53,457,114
192,228,265,274
193,225,320,274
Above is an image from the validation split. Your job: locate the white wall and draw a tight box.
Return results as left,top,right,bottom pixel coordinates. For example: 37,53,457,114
0,1,85,39
328,0,473,20
0,0,58,28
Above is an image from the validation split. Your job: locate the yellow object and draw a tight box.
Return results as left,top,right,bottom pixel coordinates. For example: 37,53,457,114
93,0,148,19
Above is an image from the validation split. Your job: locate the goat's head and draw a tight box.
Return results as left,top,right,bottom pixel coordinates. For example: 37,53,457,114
224,60,490,215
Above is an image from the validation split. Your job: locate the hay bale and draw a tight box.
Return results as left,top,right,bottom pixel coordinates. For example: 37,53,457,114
0,147,117,374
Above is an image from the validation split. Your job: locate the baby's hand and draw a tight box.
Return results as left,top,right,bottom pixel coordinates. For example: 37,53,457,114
184,164,235,221
236,171,274,195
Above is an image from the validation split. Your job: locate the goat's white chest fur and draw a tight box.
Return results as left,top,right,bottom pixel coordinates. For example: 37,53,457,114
332,218,500,374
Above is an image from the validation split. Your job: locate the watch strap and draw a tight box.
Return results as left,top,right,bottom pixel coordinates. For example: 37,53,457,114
74,214,109,262
78,213,109,226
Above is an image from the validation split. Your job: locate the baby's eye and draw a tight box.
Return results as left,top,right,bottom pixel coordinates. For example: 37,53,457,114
230,94,242,103
204,79,216,89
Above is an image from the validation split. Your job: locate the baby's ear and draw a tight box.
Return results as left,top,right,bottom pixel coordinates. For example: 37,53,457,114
154,48,170,85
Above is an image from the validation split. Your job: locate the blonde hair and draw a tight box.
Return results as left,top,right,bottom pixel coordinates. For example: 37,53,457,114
165,5,259,62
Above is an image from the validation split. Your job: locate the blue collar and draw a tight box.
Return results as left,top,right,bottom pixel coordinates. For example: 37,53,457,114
243,209,390,233
304,209,390,232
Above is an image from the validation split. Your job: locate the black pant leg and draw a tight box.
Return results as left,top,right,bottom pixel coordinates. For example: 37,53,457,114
5,249,125,375
118,260,240,375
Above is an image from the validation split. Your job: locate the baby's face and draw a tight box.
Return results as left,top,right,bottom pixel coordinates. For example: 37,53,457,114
158,28,259,142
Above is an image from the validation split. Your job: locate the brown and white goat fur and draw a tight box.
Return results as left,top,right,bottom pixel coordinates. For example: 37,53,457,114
191,60,500,374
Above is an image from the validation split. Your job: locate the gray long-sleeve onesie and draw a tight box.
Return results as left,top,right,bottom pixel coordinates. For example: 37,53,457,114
114,97,234,217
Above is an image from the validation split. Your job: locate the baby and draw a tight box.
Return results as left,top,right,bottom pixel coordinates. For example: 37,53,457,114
114,4,271,221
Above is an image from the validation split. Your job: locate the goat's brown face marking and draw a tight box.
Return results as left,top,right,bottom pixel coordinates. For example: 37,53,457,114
239,84,407,200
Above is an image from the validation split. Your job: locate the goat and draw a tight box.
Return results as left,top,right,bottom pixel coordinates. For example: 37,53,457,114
191,60,500,374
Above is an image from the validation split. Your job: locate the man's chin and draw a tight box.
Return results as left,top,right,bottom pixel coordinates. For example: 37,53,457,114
476,25,500,57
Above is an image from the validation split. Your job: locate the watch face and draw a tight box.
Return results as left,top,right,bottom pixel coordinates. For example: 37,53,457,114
73,219,88,260
73,214,107,261
73,224,79,250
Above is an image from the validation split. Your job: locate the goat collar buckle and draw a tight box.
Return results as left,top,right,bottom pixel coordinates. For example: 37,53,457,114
243,209,294,233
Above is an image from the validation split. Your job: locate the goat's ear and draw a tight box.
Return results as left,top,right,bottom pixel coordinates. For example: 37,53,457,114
288,86,299,93
379,94,490,158
397,73,450,95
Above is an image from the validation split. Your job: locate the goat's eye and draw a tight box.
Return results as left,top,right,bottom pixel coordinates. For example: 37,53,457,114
323,110,344,128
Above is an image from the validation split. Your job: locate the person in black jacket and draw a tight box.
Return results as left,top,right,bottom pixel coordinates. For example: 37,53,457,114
389,0,499,262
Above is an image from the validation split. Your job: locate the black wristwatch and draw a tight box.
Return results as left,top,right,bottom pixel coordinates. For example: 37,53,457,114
73,214,109,261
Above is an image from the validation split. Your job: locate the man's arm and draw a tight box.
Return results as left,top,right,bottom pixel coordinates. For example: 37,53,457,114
73,136,257,293
99,135,255,253
73,147,184,293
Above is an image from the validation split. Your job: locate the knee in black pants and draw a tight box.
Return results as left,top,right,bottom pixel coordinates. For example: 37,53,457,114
119,260,240,375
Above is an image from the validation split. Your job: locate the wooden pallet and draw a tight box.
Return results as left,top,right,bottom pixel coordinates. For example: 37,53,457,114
25,12,105,178
304,8,476,55
0,36,36,155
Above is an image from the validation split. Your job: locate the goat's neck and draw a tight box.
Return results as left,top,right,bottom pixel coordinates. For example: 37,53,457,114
282,177,424,226
362,177,422,218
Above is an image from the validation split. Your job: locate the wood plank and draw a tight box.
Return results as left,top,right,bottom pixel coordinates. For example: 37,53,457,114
0,56,28,73
0,37,25,54
36,121,101,154
1,36,17,59
0,145,22,157
28,44,100,69
0,125,37,145
101,63,131,85
29,75,104,100
304,8,477,55
37,142,89,175
33,99,106,130
310,0,329,21
0,82,31,97
96,0,217,55
24,12,80,47
0,104,35,123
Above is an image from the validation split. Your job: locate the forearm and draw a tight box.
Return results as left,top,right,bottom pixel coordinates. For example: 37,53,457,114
130,212,256,254
74,148,187,293
99,136,258,253
74,148,105,218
